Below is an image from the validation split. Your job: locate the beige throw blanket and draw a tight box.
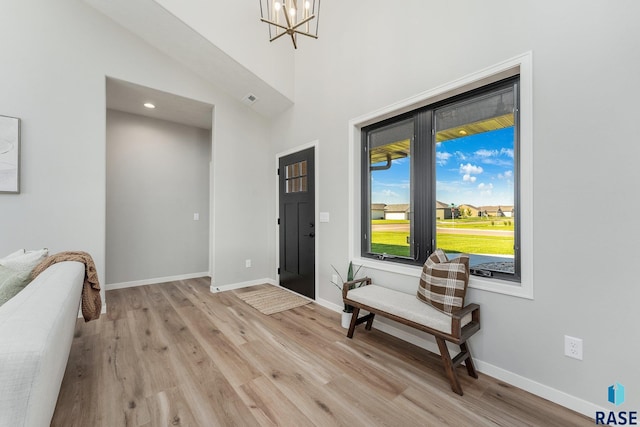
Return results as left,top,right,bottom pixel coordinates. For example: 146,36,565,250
31,251,102,322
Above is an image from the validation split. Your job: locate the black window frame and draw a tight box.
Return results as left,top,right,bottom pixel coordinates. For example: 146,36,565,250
361,76,521,282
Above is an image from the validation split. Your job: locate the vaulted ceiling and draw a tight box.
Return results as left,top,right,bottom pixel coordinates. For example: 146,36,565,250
84,0,294,118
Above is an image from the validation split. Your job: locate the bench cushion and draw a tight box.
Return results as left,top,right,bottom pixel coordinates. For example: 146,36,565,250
347,284,471,334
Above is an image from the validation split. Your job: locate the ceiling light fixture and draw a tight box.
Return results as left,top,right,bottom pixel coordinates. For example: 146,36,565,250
143,102,156,109
259,0,320,49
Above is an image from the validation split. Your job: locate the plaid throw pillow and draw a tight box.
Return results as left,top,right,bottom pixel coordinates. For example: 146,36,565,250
416,249,470,314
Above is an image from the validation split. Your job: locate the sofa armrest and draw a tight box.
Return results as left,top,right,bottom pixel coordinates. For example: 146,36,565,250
0,262,84,427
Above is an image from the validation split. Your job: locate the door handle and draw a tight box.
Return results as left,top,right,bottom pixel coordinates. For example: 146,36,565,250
305,232,315,238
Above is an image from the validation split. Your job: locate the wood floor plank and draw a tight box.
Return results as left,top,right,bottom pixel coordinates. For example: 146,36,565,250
139,284,261,426
105,286,128,321
102,317,153,426
238,376,315,427
394,384,496,427
52,279,593,426
175,302,263,387
240,340,370,427
159,280,195,308
145,387,199,427
125,305,180,395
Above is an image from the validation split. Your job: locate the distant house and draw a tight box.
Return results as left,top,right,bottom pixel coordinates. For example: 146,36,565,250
384,204,410,220
459,204,480,218
478,205,514,217
435,201,455,220
371,203,386,220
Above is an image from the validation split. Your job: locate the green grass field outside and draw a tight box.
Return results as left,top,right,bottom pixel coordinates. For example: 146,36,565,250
373,218,514,230
370,230,514,256
370,231,411,257
436,233,514,255
437,218,514,231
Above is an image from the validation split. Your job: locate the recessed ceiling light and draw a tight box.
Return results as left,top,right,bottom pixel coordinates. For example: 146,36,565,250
143,102,156,109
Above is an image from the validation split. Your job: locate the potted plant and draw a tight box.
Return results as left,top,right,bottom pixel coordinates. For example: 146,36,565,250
331,261,364,328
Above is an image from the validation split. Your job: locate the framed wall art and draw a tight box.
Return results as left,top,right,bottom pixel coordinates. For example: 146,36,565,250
0,115,20,193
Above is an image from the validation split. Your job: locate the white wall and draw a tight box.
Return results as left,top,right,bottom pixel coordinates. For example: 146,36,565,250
269,0,640,413
0,0,273,304
155,0,295,101
211,99,275,288
106,109,210,284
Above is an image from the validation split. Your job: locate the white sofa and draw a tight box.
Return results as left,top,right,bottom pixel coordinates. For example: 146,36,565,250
0,261,84,427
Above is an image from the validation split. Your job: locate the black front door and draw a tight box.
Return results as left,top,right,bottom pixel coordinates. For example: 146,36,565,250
279,147,315,299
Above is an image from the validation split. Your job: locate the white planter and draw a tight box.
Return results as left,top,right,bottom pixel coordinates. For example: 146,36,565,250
341,311,353,329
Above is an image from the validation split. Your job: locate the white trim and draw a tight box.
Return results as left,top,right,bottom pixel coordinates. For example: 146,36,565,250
474,360,603,418
105,272,210,290
209,106,217,289
348,51,534,299
319,301,599,418
210,277,277,293
316,297,344,313
274,141,320,300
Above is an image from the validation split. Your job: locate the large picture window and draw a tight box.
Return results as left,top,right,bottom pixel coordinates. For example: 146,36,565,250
361,77,520,282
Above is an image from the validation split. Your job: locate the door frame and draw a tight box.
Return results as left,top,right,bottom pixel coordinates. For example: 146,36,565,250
275,140,319,300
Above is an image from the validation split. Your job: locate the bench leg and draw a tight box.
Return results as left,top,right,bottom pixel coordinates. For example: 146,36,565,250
346,307,360,338
365,312,375,330
436,337,463,396
460,342,478,379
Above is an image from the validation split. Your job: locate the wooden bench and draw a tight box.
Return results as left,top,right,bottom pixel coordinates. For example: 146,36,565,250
342,277,481,395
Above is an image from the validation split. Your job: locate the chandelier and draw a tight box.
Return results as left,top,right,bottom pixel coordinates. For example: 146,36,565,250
259,0,320,49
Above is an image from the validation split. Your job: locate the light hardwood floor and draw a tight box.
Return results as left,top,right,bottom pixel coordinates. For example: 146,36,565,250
52,278,592,426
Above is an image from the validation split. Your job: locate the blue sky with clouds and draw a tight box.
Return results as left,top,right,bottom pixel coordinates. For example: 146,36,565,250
371,127,515,207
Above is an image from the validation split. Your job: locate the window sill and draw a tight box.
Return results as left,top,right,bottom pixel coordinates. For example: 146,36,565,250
353,256,533,300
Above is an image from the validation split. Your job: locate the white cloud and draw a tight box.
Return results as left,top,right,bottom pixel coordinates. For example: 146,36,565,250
478,182,494,196
501,148,514,158
455,151,467,161
498,170,513,179
436,151,452,165
463,174,477,182
378,181,410,189
459,163,483,175
475,149,498,157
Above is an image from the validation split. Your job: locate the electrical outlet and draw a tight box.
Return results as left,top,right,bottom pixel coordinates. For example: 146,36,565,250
564,335,583,360
245,259,252,268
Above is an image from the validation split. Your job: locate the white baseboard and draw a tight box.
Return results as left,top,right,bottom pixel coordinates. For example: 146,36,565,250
315,298,599,418
106,272,210,291
474,359,603,417
210,278,277,293
315,297,343,312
